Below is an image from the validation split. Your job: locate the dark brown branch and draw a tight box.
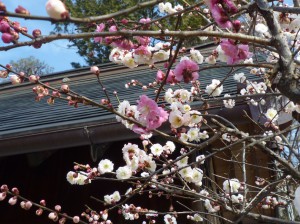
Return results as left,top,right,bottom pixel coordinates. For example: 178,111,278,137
255,0,300,103
0,0,163,23
0,30,271,51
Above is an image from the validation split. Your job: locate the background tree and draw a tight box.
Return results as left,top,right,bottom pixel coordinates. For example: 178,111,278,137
9,56,54,76
56,0,205,67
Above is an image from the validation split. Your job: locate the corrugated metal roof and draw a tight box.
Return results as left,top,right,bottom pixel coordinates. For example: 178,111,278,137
0,43,264,150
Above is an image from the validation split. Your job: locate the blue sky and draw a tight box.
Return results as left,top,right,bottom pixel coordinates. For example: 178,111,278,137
1,0,86,73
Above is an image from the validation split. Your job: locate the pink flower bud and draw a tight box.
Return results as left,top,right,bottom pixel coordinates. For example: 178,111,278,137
32,29,42,38
48,212,58,220
25,201,33,210
73,216,80,223
15,5,30,15
29,75,40,83
0,70,8,78
0,192,6,201
121,19,128,24
0,185,8,192
0,20,10,33
36,208,43,216
1,33,13,43
46,0,69,20
10,75,21,85
90,66,100,75
55,205,61,212
33,41,42,49
8,197,17,205
11,187,19,195
0,2,6,11
61,84,69,93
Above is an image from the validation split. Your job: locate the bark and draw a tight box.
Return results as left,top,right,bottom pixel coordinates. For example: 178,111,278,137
255,0,300,103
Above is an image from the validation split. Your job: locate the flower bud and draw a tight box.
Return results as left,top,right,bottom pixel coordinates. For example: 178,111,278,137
32,29,42,38
8,197,17,205
1,33,14,43
10,75,21,85
90,66,100,75
15,5,30,15
73,216,80,223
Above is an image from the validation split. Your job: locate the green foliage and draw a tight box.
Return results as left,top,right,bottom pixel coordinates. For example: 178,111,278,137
56,0,206,66
9,56,54,76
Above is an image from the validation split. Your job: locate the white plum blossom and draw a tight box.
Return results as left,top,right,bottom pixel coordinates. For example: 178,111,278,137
223,94,235,109
169,110,185,128
179,133,189,142
164,214,177,224
205,79,223,96
255,23,269,35
204,199,220,213
196,155,205,164
176,156,189,168
98,159,114,174
153,50,170,62
151,143,164,156
190,214,203,222
116,166,132,180
109,48,124,64
187,128,201,142
192,168,203,185
265,108,279,121
205,55,217,64
233,73,246,83
66,171,90,185
199,131,209,140
122,53,138,68
284,101,296,113
116,100,139,130
104,191,121,205
190,49,204,64
223,179,241,193
231,194,244,203
179,166,193,182
164,141,176,153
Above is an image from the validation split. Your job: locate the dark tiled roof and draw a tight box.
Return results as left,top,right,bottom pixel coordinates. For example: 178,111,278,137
0,43,263,155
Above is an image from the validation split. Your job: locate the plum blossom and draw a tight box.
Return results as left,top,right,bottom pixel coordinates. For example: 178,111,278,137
135,95,168,133
45,0,69,20
94,23,105,43
98,159,114,174
220,39,252,64
223,179,241,193
204,199,220,213
223,94,235,109
265,108,279,122
233,72,246,83
174,59,199,83
150,143,164,156
104,191,121,205
190,49,204,64
164,214,177,224
205,79,223,96
116,166,132,180
205,0,238,29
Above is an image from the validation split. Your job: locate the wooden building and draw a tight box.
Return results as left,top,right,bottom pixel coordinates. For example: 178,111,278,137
0,43,293,223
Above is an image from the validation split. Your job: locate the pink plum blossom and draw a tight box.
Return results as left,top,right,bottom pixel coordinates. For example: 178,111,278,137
205,0,238,29
94,23,105,43
134,95,168,133
174,59,199,83
220,39,252,64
